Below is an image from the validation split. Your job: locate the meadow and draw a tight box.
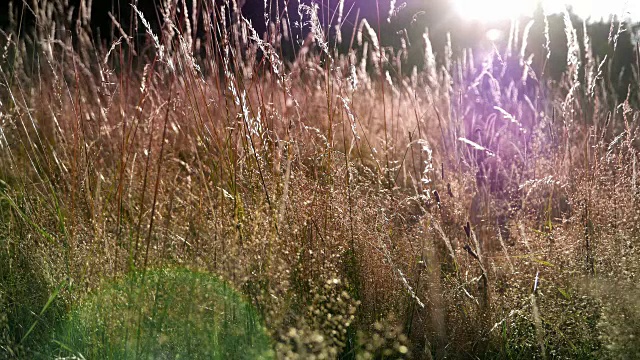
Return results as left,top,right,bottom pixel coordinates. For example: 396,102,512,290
1,0,639,358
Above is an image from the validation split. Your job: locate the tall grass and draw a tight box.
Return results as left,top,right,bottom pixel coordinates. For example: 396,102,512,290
1,0,639,358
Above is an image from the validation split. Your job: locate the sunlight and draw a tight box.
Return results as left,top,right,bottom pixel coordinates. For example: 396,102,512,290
452,0,539,22
453,0,640,22
485,28,503,42
569,1,640,22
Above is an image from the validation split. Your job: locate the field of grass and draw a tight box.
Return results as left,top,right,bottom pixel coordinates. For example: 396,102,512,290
1,0,640,358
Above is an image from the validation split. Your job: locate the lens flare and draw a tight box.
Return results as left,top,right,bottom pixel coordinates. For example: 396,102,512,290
485,28,503,42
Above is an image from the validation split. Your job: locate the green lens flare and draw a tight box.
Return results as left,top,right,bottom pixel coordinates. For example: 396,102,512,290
51,268,273,359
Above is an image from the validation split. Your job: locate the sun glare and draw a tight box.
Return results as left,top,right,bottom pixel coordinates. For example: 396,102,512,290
453,0,538,22
453,0,640,22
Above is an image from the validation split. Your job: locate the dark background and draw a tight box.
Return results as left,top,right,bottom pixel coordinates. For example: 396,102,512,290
0,0,589,46
0,0,634,50
0,0,637,84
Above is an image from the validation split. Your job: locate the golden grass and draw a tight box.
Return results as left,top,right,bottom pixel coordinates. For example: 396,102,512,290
1,0,640,358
